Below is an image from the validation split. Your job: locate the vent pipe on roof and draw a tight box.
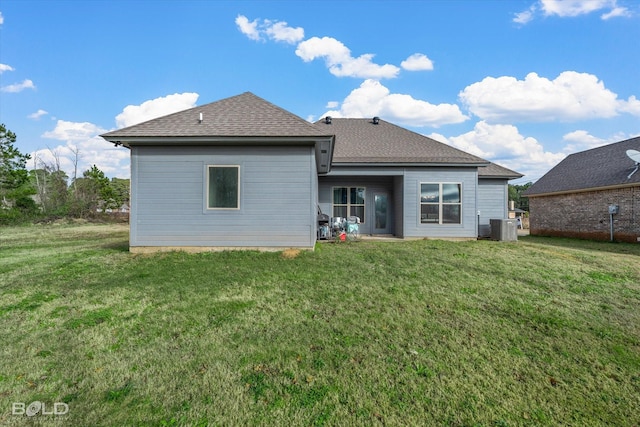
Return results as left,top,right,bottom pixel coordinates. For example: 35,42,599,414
372,116,380,125
198,112,203,124
324,116,332,124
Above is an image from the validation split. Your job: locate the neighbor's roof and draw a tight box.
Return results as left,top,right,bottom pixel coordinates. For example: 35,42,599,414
523,136,640,197
315,118,489,166
101,92,332,141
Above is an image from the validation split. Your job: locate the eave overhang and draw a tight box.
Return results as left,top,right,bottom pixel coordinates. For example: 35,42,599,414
331,161,490,168
479,174,524,180
523,181,640,198
101,134,336,174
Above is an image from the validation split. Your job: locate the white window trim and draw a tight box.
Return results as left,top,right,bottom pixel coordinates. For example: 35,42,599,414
332,186,366,223
206,165,240,210
419,182,462,225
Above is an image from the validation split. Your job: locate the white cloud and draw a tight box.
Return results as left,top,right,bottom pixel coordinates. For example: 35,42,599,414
400,53,434,71
0,11,4,26
236,15,435,80
72,136,130,177
448,121,549,159
35,120,128,178
28,109,48,120
295,36,400,79
560,130,607,155
601,6,631,19
236,15,304,44
31,138,130,179
516,0,630,23
325,101,339,109
431,121,566,182
43,120,107,141
265,20,304,44
30,147,75,176
619,95,640,116
430,124,640,183
560,130,632,153
322,79,468,127
1,78,35,93
541,0,616,17
235,15,261,41
295,36,348,63
0,63,14,73
513,4,537,24
115,92,199,128
459,71,637,122
33,92,202,179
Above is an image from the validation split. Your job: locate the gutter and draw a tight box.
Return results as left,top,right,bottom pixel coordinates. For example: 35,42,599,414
331,161,490,168
524,182,640,198
100,135,333,147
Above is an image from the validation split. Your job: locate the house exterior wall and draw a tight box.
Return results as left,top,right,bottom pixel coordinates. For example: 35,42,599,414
478,179,509,237
529,186,640,242
403,168,478,238
318,175,395,235
130,145,317,250
393,176,404,238
320,167,480,238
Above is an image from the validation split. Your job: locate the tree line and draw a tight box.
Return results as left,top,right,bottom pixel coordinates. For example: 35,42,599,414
508,182,532,212
1,124,129,224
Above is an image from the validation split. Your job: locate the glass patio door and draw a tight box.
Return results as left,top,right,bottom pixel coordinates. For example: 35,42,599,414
373,193,390,234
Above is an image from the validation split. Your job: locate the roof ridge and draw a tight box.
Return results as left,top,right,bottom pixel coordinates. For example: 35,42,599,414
381,118,488,163
313,116,495,166
103,92,257,136
318,117,487,164
102,92,333,139
240,92,328,134
524,135,640,196
567,135,640,157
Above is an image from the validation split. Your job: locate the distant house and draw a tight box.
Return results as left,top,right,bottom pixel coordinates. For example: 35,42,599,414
523,136,640,242
101,92,522,252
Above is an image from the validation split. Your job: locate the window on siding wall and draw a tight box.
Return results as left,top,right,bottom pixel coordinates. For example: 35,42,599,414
333,187,365,222
420,183,461,224
207,166,240,209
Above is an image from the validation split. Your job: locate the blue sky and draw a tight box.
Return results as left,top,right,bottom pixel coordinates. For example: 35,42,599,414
1,0,639,183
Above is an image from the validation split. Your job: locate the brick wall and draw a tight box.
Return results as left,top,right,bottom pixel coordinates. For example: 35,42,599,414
529,186,640,242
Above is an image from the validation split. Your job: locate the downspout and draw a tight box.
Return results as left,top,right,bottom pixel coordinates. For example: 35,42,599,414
608,204,619,242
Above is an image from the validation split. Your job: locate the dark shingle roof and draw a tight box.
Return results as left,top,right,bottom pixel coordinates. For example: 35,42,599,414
523,136,640,196
478,162,524,179
101,92,331,140
315,118,487,165
101,92,523,176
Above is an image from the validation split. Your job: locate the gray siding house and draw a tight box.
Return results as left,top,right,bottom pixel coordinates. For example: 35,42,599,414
102,92,521,252
314,118,522,238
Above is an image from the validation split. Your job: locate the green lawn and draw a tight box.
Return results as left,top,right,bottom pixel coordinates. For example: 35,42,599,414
0,223,639,426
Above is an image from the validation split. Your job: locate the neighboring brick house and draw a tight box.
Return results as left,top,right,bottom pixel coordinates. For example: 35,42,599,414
523,136,640,242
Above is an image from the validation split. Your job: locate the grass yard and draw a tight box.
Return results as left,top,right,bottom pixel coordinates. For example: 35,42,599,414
0,223,639,426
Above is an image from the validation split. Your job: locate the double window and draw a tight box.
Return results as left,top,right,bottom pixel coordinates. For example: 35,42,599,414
420,183,461,224
207,165,240,209
333,187,365,222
